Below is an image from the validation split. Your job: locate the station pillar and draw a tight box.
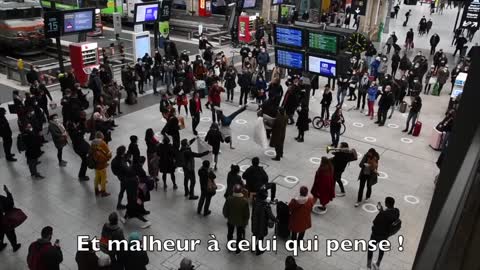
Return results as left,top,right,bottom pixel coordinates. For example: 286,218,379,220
359,0,389,42
187,0,199,16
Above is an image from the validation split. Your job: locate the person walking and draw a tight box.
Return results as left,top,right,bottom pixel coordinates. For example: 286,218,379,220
288,186,314,241
197,160,216,216
180,138,209,200
356,74,369,112
355,148,380,207
331,142,358,196
366,197,400,270
161,108,180,150
157,136,177,191
48,114,68,167
329,106,344,148
393,4,400,19
251,189,276,256
403,9,411,25
270,107,288,161
320,84,332,120
90,131,112,197
223,184,250,254
0,185,21,252
22,123,44,179
27,226,63,270
0,108,16,162
375,85,394,126
430,33,440,55
403,95,422,135
111,146,131,210
295,103,310,143
189,92,202,136
310,157,335,214
453,34,468,56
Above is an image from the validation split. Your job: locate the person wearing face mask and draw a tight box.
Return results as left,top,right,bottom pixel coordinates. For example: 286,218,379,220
22,123,44,179
375,85,394,126
357,73,369,112
257,48,270,74
240,45,251,69
48,114,68,167
244,52,257,71
366,82,379,120
436,65,450,95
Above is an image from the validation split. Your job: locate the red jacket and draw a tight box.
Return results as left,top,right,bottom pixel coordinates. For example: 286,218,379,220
288,196,315,233
209,85,224,105
310,167,335,206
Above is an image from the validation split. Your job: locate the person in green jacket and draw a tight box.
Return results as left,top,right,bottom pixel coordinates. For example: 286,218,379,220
223,184,250,254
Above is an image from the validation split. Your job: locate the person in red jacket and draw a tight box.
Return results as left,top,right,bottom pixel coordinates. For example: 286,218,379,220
310,157,335,214
288,186,315,242
207,82,224,123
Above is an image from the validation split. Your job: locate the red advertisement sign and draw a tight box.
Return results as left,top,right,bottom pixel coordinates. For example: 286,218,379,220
238,16,251,43
199,0,211,17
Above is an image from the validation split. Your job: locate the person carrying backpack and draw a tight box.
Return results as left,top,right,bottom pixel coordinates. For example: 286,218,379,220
366,197,401,270
27,226,63,270
90,131,112,197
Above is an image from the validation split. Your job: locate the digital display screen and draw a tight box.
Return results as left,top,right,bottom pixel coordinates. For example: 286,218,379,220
243,0,256,8
275,26,303,48
276,48,304,70
272,0,283,5
135,3,159,23
135,34,151,61
63,10,94,34
308,55,336,77
309,32,338,55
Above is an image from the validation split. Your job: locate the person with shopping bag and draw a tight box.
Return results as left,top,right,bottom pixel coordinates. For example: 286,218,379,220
0,185,23,252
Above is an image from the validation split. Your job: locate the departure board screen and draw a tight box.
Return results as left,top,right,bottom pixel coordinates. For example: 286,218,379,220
308,54,336,77
308,32,338,55
275,48,304,70
63,10,94,34
275,26,304,48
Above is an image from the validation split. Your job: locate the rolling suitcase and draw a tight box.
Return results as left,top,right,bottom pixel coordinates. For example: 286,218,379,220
412,121,422,137
276,201,290,239
399,101,408,113
429,127,445,150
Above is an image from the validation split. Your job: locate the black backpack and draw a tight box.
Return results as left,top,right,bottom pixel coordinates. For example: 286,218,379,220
389,218,402,236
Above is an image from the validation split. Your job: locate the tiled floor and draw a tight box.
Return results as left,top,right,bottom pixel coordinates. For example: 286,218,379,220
0,2,469,270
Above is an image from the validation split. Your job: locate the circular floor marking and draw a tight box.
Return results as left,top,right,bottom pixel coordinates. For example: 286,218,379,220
235,119,247,124
404,195,420,204
216,183,226,192
240,165,249,172
353,122,364,128
264,150,276,157
362,203,379,213
176,167,184,174
237,135,250,140
200,117,211,122
364,137,377,142
341,178,349,186
401,137,413,144
198,131,207,137
388,124,399,129
284,176,299,184
378,171,388,179
312,205,328,215
310,157,321,164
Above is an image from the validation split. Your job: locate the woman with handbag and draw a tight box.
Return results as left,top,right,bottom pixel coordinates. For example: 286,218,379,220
355,148,380,207
310,157,335,214
0,185,22,252
48,114,68,167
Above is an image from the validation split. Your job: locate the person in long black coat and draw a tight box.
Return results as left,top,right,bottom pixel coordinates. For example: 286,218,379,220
23,124,44,179
270,108,288,161
295,104,310,143
161,108,180,150
197,160,215,216
282,84,300,125
205,123,224,171
0,185,21,252
0,108,16,162
123,233,149,270
251,190,276,256
157,136,177,190
67,118,90,181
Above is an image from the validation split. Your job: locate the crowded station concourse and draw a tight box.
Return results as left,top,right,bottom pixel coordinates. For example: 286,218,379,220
0,0,478,270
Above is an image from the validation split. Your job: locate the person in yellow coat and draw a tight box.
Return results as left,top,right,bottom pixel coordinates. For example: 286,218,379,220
91,131,112,197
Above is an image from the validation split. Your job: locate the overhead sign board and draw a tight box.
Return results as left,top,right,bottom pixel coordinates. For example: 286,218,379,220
351,0,368,16
134,2,160,24
44,11,62,38
160,0,172,21
461,0,480,29
63,9,95,34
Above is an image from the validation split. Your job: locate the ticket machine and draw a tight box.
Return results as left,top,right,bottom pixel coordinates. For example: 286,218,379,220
69,42,100,86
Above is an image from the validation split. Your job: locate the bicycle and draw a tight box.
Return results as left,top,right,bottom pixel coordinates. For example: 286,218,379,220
312,116,346,135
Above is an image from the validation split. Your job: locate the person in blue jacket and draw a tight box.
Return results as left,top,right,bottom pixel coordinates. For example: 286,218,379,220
367,82,379,120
